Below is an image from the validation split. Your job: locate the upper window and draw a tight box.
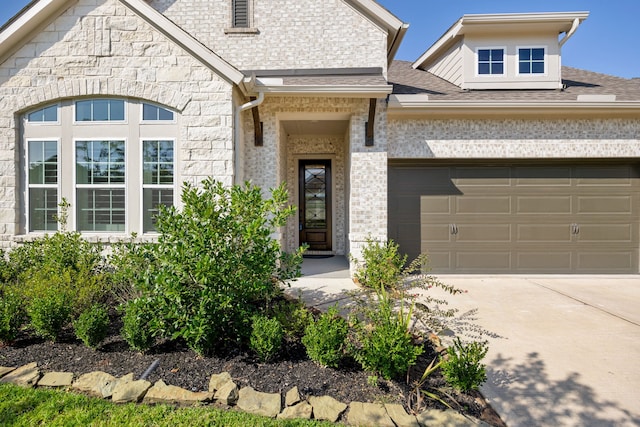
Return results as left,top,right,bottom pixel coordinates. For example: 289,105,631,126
76,99,125,122
27,105,58,123
142,103,174,121
27,140,58,231
518,48,545,74
477,48,504,75
232,0,249,27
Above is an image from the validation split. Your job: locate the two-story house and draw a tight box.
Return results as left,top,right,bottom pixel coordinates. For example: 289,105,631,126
1,1,639,273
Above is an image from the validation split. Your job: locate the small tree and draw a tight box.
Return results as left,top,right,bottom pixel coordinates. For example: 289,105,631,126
135,178,303,355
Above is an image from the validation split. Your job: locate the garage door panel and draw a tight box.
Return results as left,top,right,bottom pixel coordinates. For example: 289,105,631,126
423,251,453,271
576,224,634,242
456,196,511,214
575,165,634,186
515,166,572,186
422,224,453,243
456,252,512,270
455,167,511,186
577,196,632,214
455,224,511,242
576,252,635,271
420,196,451,214
517,224,572,242
517,196,572,214
517,252,572,270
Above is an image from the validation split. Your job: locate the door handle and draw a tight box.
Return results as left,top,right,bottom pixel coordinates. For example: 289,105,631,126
575,224,579,234
450,224,458,235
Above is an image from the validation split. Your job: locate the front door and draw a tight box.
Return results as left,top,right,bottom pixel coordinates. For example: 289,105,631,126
299,160,332,251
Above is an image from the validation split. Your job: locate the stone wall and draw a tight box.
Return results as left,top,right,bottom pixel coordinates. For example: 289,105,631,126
388,118,640,159
150,0,388,72
0,0,234,245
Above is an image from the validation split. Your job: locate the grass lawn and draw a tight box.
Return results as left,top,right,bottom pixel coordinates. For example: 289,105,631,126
0,384,335,427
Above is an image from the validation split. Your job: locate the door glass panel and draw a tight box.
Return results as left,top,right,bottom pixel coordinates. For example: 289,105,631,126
304,165,326,229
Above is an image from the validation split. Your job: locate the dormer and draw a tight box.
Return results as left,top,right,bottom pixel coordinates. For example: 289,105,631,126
412,12,589,90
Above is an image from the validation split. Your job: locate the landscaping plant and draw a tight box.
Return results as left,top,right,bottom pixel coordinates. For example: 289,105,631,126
352,287,423,380
440,337,488,392
124,179,303,355
249,315,283,362
121,297,155,352
74,304,110,349
0,286,26,343
302,305,349,368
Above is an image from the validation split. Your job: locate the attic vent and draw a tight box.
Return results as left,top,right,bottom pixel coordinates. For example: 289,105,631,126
233,0,249,28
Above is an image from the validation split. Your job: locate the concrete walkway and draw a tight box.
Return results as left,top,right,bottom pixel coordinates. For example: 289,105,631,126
287,257,640,427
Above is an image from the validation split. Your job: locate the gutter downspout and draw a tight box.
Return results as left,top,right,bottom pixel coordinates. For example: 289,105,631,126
233,90,264,185
559,18,581,47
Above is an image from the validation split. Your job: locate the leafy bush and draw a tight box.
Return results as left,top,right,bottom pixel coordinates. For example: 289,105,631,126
131,179,303,355
353,288,423,380
27,285,72,341
0,287,26,343
121,298,155,352
74,304,110,349
440,338,488,391
249,315,283,362
302,306,349,368
352,238,406,291
270,297,312,339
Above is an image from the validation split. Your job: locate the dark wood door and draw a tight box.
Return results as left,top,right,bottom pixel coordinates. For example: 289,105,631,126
299,160,332,250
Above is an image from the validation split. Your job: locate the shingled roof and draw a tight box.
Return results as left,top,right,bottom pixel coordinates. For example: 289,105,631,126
389,60,640,101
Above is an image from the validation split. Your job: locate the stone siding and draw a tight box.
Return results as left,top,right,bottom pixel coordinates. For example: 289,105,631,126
151,0,388,72
388,118,640,159
0,0,234,245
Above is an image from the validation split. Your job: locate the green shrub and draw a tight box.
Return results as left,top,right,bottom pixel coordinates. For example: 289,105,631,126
132,179,303,355
121,298,155,352
440,338,488,392
270,297,312,339
352,238,406,291
27,286,72,341
249,315,283,362
302,306,349,368
353,288,423,380
0,287,26,343
74,304,110,349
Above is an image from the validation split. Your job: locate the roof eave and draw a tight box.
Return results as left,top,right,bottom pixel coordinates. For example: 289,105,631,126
248,84,394,98
387,98,640,117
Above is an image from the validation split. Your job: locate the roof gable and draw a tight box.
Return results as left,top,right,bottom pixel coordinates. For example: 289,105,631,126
0,0,245,86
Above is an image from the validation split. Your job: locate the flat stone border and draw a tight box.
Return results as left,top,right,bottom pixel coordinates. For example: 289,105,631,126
0,363,489,426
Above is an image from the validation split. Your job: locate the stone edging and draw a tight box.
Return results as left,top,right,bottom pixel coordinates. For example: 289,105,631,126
0,362,489,426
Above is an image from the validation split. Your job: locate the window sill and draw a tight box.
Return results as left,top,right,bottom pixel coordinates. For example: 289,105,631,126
13,233,159,244
224,27,259,35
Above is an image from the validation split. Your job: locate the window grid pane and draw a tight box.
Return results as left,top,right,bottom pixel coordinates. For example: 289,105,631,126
143,103,174,121
75,99,125,121
76,140,125,185
29,188,58,232
142,140,174,232
27,105,58,123
143,189,173,232
478,49,504,75
77,189,126,232
519,48,545,74
29,141,58,185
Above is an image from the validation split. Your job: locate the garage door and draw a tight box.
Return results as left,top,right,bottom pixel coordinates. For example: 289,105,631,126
388,162,640,273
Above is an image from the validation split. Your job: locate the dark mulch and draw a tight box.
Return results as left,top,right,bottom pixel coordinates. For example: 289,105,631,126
0,311,506,426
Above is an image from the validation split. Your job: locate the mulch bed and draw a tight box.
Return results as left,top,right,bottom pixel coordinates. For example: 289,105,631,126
0,310,506,426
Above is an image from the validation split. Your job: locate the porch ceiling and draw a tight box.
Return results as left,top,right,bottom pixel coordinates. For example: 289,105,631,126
281,120,349,136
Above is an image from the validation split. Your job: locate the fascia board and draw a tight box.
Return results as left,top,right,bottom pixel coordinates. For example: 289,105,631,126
387,99,640,118
251,84,394,98
119,0,244,85
411,19,463,70
461,11,590,25
0,0,75,64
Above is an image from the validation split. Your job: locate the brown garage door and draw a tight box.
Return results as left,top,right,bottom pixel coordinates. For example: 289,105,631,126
388,162,640,273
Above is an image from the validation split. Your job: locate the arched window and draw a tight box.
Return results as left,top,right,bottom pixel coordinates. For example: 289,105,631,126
22,99,178,234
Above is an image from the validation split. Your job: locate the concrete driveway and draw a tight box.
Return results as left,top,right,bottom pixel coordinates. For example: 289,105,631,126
289,258,640,427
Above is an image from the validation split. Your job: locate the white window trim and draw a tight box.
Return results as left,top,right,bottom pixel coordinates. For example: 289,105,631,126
139,137,177,234
73,98,128,125
139,102,177,124
25,103,61,125
25,138,60,232
516,45,548,76
475,46,507,77
73,138,128,234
